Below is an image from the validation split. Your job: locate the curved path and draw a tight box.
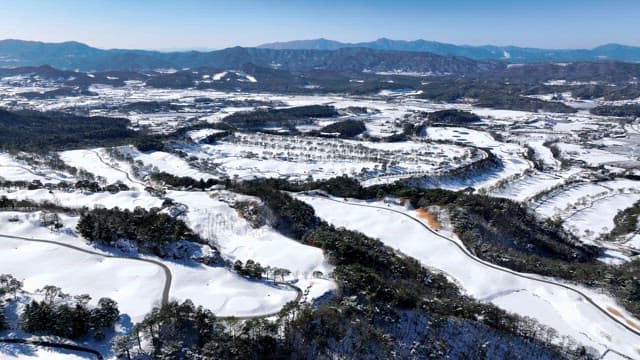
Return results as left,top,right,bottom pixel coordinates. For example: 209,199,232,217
0,233,172,306
308,195,640,357
0,338,103,360
0,233,303,358
218,282,303,321
90,150,146,187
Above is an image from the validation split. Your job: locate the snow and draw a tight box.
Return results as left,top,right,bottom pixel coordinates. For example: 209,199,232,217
564,193,640,240
165,190,336,298
0,214,163,321
186,128,226,142
0,344,92,359
211,71,257,83
533,179,640,240
534,182,611,218
0,189,163,211
58,149,141,189
189,134,474,182
0,211,300,322
298,195,640,358
116,146,216,181
0,153,75,184
165,262,296,317
491,169,580,202
422,126,532,191
212,71,228,81
556,143,633,166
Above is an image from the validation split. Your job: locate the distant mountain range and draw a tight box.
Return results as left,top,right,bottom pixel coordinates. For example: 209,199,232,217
0,39,502,74
258,38,640,63
2,38,639,77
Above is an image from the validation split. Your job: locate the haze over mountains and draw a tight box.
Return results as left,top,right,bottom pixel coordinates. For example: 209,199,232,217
0,39,500,74
1,38,640,75
258,38,640,63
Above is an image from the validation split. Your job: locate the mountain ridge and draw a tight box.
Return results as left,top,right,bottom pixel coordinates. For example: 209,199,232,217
0,39,503,74
258,37,640,63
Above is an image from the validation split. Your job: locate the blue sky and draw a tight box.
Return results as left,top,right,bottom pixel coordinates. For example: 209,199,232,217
0,0,638,50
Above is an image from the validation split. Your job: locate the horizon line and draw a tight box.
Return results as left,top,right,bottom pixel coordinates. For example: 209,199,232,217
0,37,635,53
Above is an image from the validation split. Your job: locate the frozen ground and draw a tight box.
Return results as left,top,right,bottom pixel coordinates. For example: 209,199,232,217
186,133,475,182
0,344,92,360
0,153,76,184
58,149,142,189
564,193,640,240
299,195,640,359
0,211,298,322
166,190,336,295
116,146,216,181
0,188,163,211
490,169,580,202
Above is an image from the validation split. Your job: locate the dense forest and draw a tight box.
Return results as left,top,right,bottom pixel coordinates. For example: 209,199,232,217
427,109,481,124
313,119,367,138
222,105,338,128
119,185,589,358
21,289,120,340
76,207,204,255
606,200,640,240
1,276,119,341
590,104,640,118
0,109,139,151
273,177,640,320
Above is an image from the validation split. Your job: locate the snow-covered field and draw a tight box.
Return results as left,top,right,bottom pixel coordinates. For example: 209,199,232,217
0,344,92,360
0,189,162,211
0,153,76,184
187,133,476,181
533,179,640,240
564,193,640,240
299,195,640,358
0,211,299,322
419,126,532,191
3,77,640,358
491,169,580,202
58,149,142,189
556,143,634,166
116,146,216,181
166,191,336,295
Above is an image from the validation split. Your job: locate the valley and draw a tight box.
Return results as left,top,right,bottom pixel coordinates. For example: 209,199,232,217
0,53,640,359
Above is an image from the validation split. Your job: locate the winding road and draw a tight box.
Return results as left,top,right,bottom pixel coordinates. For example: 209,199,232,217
305,194,640,359
0,232,303,358
0,233,172,305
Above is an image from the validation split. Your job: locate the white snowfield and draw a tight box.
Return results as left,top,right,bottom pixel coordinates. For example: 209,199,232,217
116,146,216,181
299,195,640,359
533,179,640,241
0,153,75,184
191,133,474,182
0,344,91,360
59,149,143,189
0,189,163,211
490,170,578,202
0,213,163,321
0,211,298,322
166,191,336,291
556,142,633,166
422,126,532,191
